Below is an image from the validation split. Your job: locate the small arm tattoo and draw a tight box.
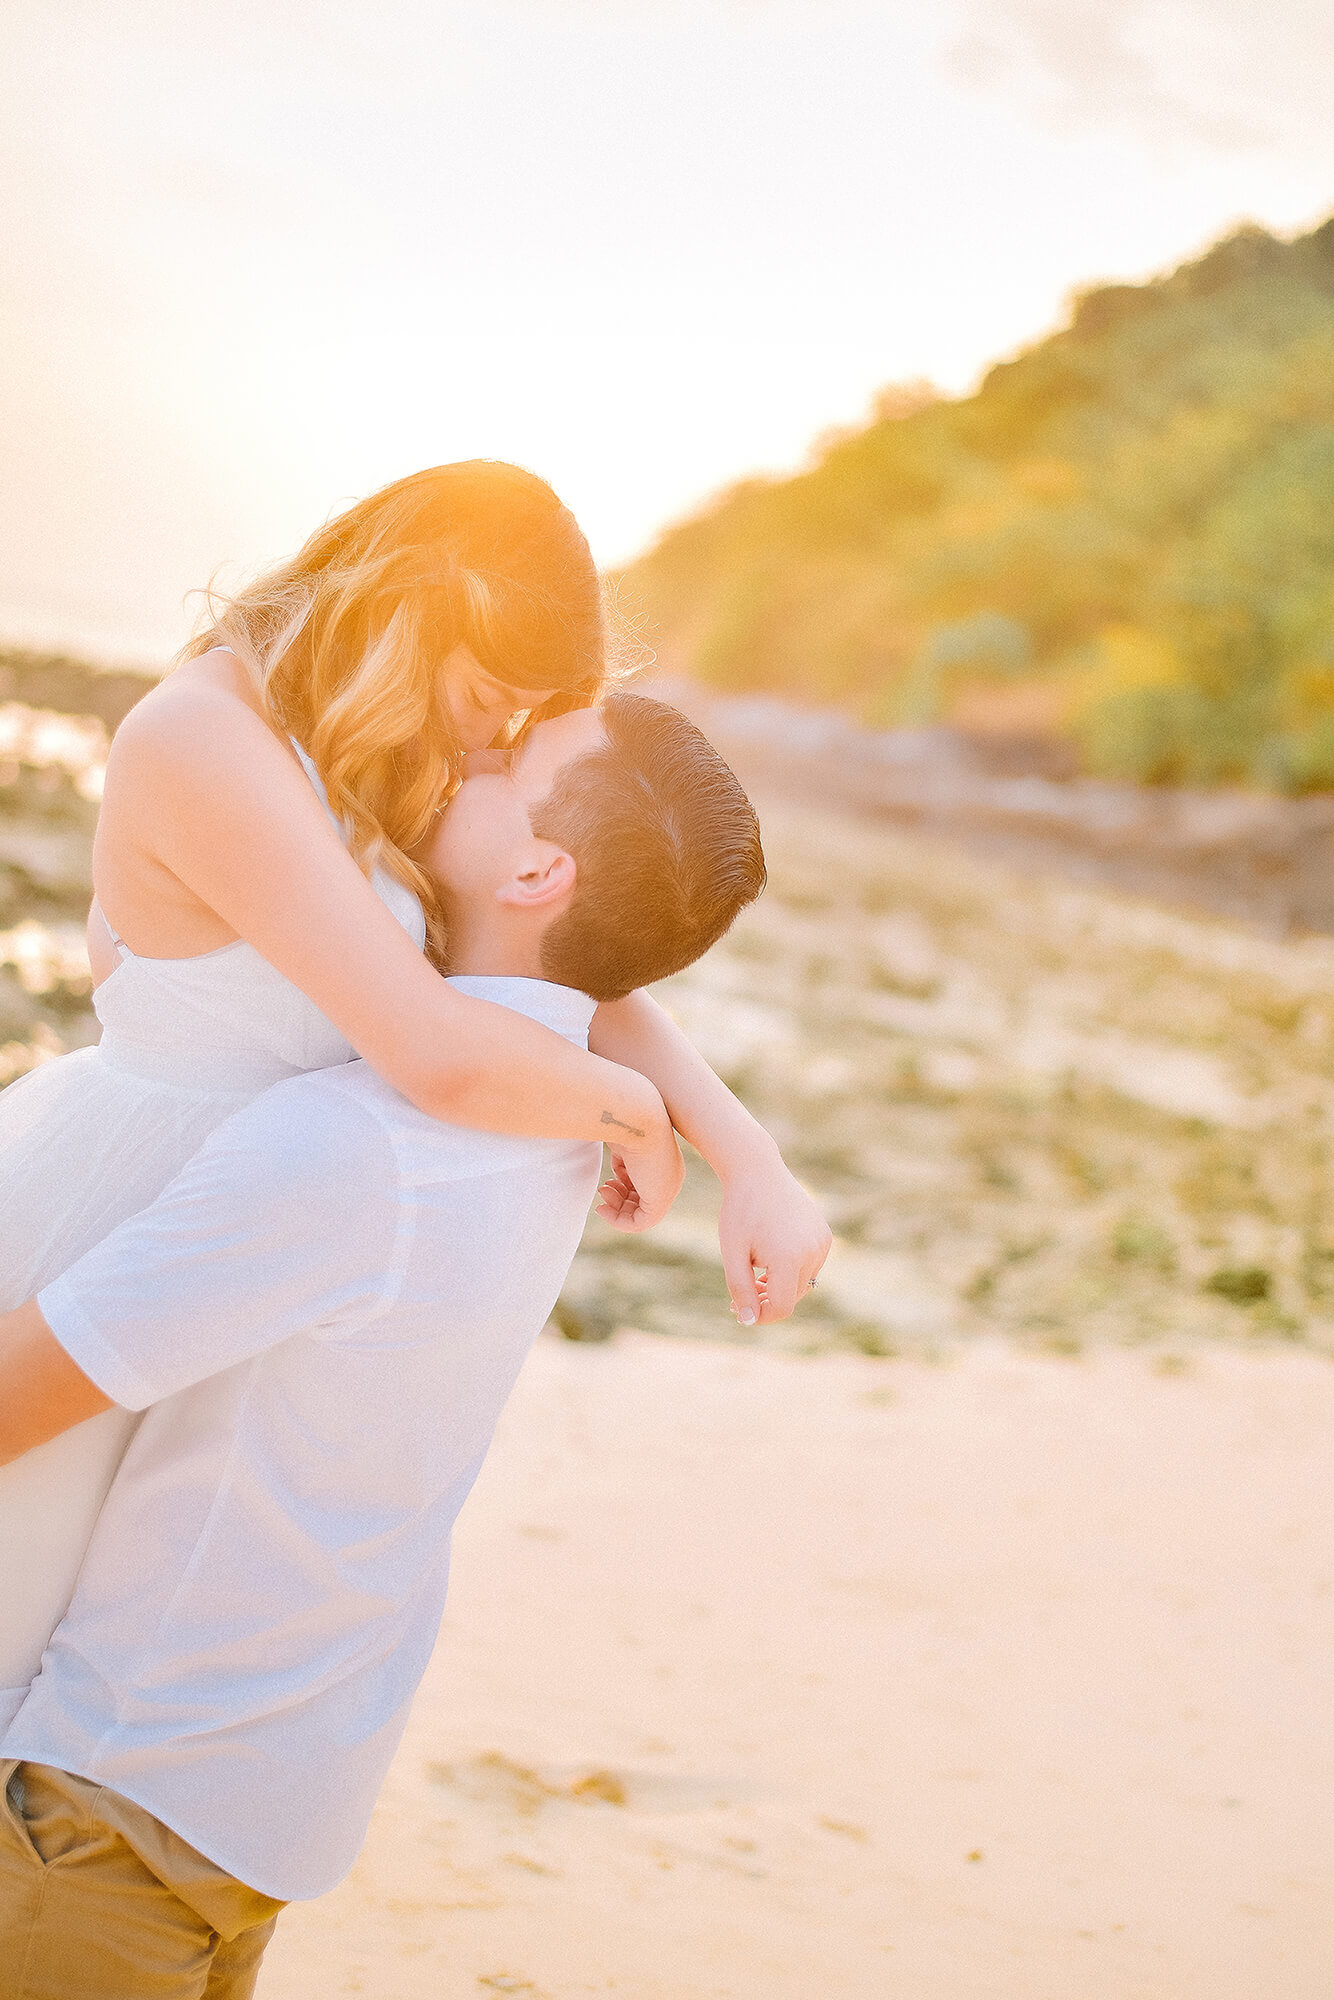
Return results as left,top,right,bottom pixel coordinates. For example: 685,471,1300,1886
601,1110,646,1138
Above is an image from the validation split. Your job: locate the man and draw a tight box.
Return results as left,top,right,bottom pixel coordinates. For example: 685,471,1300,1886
0,693,768,1997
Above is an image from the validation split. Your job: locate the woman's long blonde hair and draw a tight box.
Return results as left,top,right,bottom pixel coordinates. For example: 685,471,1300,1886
181,461,612,959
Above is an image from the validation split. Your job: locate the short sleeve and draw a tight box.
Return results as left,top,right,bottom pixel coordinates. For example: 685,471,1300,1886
38,1075,406,1410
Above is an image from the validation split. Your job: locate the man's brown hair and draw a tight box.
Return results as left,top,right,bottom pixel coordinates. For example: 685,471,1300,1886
530,692,766,1001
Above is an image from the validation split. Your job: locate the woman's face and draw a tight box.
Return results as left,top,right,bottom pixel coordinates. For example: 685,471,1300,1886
439,643,557,754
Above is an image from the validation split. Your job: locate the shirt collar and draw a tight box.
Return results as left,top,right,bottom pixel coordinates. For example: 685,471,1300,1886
445,974,598,1047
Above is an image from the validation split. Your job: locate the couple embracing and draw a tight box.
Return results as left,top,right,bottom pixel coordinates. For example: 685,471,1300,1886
0,462,830,1996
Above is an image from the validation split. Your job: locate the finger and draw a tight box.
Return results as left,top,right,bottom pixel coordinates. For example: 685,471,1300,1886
801,1245,831,1294
602,1167,654,1232
607,1200,652,1233
756,1253,804,1322
809,1227,834,1282
723,1245,761,1327
599,1181,637,1223
594,1165,638,1219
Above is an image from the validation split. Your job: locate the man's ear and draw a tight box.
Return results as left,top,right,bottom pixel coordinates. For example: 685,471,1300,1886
494,843,577,911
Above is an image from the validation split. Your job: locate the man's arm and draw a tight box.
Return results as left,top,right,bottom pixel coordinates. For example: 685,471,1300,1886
0,1300,112,1465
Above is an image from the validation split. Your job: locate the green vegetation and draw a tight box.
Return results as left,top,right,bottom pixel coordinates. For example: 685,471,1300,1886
623,218,1334,788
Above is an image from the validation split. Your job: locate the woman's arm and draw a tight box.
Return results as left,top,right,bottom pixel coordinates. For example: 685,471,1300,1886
588,989,832,1323
97,683,681,1223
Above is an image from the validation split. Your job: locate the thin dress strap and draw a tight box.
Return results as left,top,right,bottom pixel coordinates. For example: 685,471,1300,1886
96,904,132,960
289,737,326,797
288,738,346,840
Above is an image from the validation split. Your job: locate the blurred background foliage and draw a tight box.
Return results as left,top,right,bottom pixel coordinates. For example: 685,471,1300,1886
623,216,1334,790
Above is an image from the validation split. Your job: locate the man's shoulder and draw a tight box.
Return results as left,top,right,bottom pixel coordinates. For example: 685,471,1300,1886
205,1063,401,1185
245,1059,601,1193
263,1063,467,1169
320,1062,602,1185
291,1060,425,1137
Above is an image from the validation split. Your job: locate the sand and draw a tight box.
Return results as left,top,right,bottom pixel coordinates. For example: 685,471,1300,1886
257,1329,1334,2000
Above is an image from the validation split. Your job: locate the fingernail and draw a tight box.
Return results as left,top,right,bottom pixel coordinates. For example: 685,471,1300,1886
738,1308,756,1326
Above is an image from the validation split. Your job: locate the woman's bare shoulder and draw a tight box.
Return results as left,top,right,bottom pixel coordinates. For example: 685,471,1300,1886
109,649,293,787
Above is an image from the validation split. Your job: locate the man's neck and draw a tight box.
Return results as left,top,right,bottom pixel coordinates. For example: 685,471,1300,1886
443,906,547,982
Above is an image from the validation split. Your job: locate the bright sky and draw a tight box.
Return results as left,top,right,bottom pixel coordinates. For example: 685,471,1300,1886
1,0,1331,663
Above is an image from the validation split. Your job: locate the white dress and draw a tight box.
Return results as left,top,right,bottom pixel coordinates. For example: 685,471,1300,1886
0,743,425,1727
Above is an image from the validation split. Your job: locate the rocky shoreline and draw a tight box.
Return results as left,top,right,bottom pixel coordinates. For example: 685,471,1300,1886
4,645,1333,940
654,680,1334,938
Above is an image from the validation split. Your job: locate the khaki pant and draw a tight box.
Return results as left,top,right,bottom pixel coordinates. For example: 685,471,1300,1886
0,1761,285,2000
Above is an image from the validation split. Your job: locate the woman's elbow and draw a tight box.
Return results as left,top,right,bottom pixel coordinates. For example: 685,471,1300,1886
387,1052,486,1125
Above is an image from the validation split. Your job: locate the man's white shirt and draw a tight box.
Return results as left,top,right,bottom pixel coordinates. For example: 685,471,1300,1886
1,976,601,1901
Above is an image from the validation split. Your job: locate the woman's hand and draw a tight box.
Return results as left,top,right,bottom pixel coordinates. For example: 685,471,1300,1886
718,1146,833,1326
594,1122,685,1233
586,990,832,1316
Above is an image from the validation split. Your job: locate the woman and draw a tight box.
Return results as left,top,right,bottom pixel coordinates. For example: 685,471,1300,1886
0,460,830,1712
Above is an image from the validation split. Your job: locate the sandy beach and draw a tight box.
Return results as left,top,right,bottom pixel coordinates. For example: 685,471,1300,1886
258,1327,1334,2000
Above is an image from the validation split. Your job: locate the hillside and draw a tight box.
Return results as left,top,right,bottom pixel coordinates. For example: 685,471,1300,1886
622,218,1334,789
